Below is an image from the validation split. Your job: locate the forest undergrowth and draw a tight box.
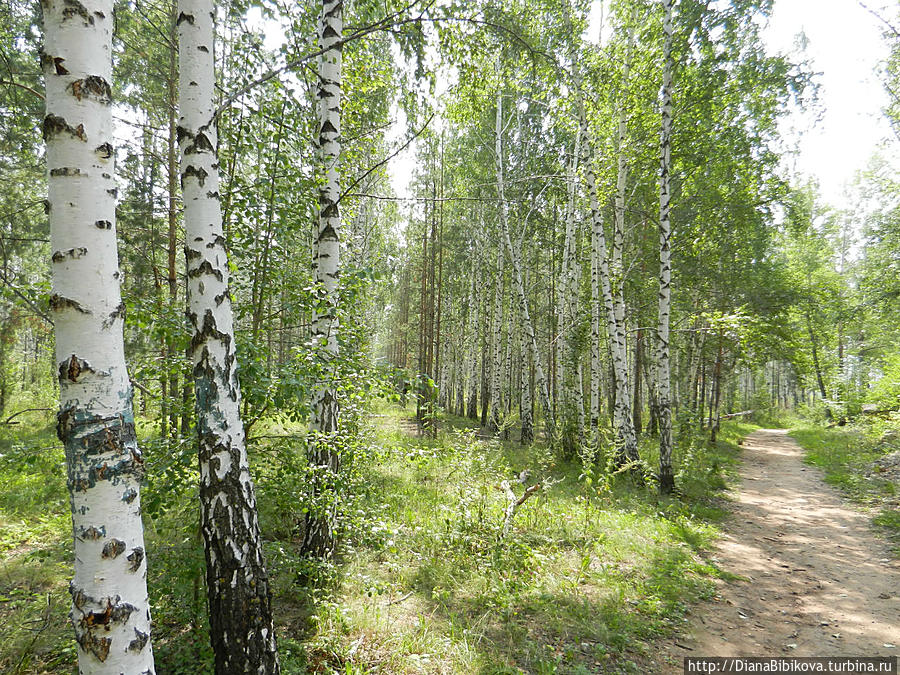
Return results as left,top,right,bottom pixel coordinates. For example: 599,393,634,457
0,403,758,674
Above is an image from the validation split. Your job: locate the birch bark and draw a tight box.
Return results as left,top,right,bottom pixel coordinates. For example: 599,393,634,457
494,93,555,440
43,0,155,670
590,206,601,430
177,0,279,670
657,0,676,493
559,128,584,456
488,245,504,434
609,28,640,465
303,0,344,557
573,61,639,467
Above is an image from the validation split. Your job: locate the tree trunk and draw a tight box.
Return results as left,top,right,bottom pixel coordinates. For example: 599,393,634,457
488,244,504,434
559,127,584,457
590,191,601,430
657,0,675,494
633,327,642,437
177,0,280,671
806,311,831,420
465,264,479,419
44,0,156,669
303,0,345,557
573,67,638,468
609,33,640,466
494,91,556,441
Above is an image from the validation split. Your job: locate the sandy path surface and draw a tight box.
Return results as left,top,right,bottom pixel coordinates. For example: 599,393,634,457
655,429,899,672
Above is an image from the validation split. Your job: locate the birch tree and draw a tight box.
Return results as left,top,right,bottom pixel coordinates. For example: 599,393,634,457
177,0,279,670
303,0,344,557
609,23,641,466
43,0,155,670
657,0,676,493
488,244,505,434
495,91,556,442
572,51,639,468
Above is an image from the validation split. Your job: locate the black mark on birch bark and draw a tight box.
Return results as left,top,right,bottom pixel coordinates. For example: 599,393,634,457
69,75,111,103
104,302,126,327
102,538,126,558
75,629,111,662
58,354,94,382
182,165,208,187
129,628,150,652
50,166,83,176
52,247,87,262
78,525,105,540
127,547,144,572
50,295,89,315
62,0,93,25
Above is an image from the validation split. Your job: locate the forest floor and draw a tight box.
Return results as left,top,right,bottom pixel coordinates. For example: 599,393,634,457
2,410,898,673
652,429,899,672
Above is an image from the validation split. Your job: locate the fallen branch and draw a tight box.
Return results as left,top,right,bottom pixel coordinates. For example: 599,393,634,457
499,479,541,539
386,591,414,606
719,410,754,420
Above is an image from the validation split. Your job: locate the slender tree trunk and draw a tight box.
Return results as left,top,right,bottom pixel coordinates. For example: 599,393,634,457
417,228,427,422
488,245,504,434
709,337,723,443
633,328,642,437
559,128,584,457
178,1,279,671
657,0,675,494
573,68,638,467
590,197,601,430
494,91,556,440
166,0,180,440
303,0,345,557
465,263,479,419
806,311,832,420
609,33,640,466
44,0,155,670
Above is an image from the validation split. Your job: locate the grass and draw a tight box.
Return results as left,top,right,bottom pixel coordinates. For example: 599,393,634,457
0,403,757,674
789,421,900,556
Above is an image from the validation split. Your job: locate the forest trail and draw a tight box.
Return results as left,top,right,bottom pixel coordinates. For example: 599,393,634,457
655,429,899,672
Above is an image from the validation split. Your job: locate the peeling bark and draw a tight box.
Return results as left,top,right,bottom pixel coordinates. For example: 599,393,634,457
43,0,155,671
177,0,279,670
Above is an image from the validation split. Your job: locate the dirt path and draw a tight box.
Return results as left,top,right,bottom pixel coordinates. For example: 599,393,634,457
655,429,899,672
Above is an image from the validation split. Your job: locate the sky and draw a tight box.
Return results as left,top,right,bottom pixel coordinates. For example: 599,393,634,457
761,0,894,207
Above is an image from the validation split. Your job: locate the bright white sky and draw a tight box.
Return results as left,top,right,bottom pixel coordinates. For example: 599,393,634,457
762,0,894,207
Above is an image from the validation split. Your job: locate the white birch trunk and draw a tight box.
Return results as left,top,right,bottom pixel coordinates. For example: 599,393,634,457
177,0,279,670
573,62,639,467
43,0,155,670
494,92,556,440
590,210,601,430
488,244,504,434
559,128,584,456
304,0,343,557
657,0,676,493
465,261,480,419
610,29,640,465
